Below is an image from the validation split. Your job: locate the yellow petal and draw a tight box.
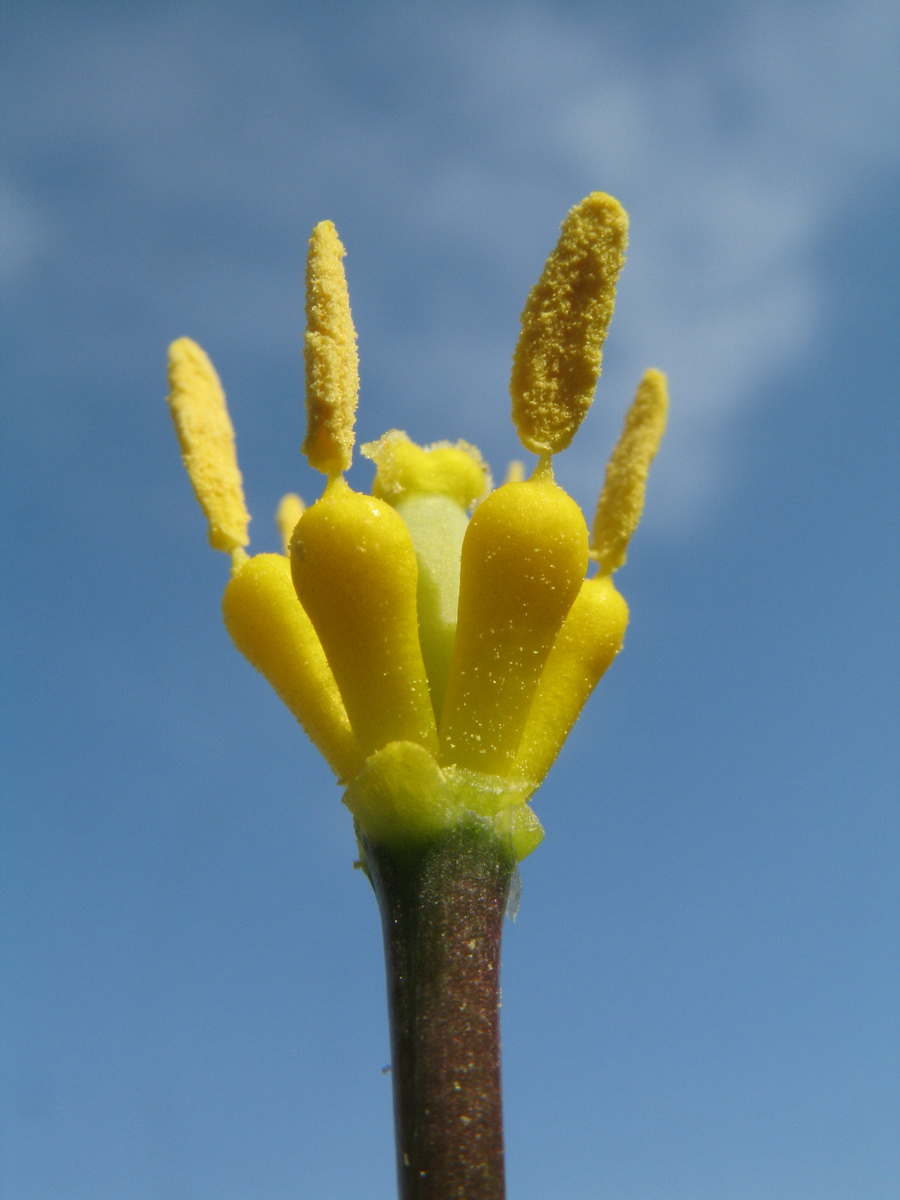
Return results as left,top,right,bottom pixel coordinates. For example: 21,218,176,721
592,368,668,573
290,476,438,758
166,337,250,553
440,476,588,775
222,554,365,783
302,221,359,476
514,573,629,784
275,492,305,555
511,193,629,455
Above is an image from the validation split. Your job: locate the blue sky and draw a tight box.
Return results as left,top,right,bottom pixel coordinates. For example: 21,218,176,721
2,1,898,1197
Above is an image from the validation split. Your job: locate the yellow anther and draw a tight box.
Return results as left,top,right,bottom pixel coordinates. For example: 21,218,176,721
511,193,628,456
591,368,668,574
166,337,250,553
302,221,359,476
275,493,305,555
503,460,526,485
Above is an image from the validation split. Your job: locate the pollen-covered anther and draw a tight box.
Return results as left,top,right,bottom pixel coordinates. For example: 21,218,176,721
511,192,629,456
592,368,668,574
302,221,359,476
166,337,250,553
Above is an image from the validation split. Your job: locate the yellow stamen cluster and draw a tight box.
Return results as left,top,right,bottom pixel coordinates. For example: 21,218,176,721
167,194,665,860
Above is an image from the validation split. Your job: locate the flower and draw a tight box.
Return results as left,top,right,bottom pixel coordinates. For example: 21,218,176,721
167,195,667,860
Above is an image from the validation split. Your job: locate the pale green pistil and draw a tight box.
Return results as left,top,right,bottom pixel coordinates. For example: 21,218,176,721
393,492,468,719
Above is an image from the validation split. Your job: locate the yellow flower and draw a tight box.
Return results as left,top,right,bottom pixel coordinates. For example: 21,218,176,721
167,197,667,860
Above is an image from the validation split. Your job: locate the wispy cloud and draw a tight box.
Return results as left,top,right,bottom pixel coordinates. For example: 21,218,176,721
2,0,897,527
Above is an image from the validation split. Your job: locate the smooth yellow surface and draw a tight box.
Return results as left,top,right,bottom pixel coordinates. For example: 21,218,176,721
222,553,364,782
363,429,490,508
592,368,668,573
275,492,305,555
514,573,629,784
440,477,588,774
511,193,629,455
166,337,250,553
290,477,439,758
302,221,359,475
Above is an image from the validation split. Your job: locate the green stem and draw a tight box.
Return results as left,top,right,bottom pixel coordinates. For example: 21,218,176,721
362,820,516,1200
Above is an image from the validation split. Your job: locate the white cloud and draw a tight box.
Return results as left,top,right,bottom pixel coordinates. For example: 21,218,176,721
386,0,899,525
1,0,897,528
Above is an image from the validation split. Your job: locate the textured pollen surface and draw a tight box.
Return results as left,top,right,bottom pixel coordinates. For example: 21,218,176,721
302,221,359,476
363,429,491,508
167,337,249,553
510,192,628,455
592,368,669,573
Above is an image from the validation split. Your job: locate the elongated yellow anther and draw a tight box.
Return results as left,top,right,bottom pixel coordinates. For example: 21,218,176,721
514,574,629,785
275,492,305,555
302,221,359,476
592,368,668,573
167,337,250,552
223,554,365,782
440,477,588,775
511,193,629,456
290,477,439,758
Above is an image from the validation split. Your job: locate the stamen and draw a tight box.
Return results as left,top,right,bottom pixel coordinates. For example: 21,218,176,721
166,337,250,553
511,193,628,456
591,368,668,573
302,221,359,476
